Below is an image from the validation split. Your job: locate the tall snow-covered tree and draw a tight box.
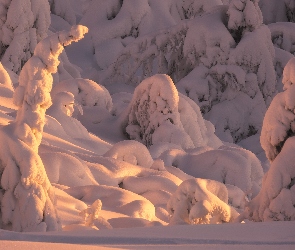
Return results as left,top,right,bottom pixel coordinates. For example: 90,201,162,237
246,58,295,222
0,25,88,232
0,0,51,74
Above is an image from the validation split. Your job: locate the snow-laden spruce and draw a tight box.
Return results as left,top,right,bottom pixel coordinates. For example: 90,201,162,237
0,25,88,232
260,57,295,162
246,57,295,222
120,74,222,149
179,0,275,142
0,0,51,74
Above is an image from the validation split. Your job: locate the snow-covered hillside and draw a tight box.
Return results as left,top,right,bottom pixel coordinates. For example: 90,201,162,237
0,0,295,248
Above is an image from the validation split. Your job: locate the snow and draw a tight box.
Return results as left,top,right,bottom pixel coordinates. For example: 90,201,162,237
0,0,295,248
1,221,295,249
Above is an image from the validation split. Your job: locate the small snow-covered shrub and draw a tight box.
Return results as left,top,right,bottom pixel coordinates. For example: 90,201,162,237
227,0,263,42
47,91,91,140
66,185,156,221
167,178,239,224
51,78,113,124
52,78,112,110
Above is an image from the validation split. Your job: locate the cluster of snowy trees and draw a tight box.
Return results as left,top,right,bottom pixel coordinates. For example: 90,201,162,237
0,0,295,232
81,0,276,143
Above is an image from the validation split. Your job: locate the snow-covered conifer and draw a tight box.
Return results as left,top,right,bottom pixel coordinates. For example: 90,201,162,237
0,25,88,232
227,0,263,42
120,74,220,149
246,57,295,222
0,0,51,74
177,3,274,142
260,57,295,162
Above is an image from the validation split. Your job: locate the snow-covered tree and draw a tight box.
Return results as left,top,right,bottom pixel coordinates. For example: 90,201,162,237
0,0,51,74
178,1,275,142
79,0,222,80
260,57,295,162
167,178,239,224
246,57,295,221
51,78,113,125
0,25,88,232
227,0,263,42
120,74,222,150
246,138,295,221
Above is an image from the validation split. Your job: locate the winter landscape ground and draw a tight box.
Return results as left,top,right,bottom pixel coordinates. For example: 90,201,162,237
1,0,295,249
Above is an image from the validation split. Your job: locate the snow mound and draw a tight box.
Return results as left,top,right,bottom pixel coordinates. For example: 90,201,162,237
167,178,239,225
103,140,153,168
52,78,113,124
159,145,263,198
